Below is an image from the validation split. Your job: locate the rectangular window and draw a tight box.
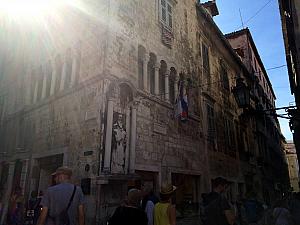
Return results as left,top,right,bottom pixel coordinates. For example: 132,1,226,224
224,117,236,150
220,62,229,90
160,0,173,29
202,43,210,76
206,103,215,142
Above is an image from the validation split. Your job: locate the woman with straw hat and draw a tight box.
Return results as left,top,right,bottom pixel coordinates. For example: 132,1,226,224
154,183,176,225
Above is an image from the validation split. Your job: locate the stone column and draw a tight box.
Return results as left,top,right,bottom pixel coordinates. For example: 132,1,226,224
0,162,15,225
19,159,29,195
70,54,78,87
33,79,38,103
50,60,57,95
125,108,131,173
154,63,160,96
25,66,32,105
174,76,179,100
60,60,67,91
103,98,114,173
41,70,47,100
129,102,138,174
165,71,170,102
143,55,149,92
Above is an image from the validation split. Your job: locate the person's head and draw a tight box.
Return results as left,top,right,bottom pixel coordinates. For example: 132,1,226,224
245,191,257,200
14,186,22,195
127,189,142,207
160,183,176,202
273,198,288,209
30,190,38,198
212,177,229,193
52,167,72,184
142,185,153,197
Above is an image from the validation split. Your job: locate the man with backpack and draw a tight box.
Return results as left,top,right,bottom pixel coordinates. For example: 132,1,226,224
202,177,235,225
242,192,264,225
37,167,85,225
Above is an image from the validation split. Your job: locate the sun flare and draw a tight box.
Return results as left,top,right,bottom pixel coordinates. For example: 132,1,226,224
0,0,68,20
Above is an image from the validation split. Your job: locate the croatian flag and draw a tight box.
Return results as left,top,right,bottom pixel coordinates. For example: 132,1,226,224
175,80,188,121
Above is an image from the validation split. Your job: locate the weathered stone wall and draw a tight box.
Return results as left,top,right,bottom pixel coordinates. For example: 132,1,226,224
0,0,270,223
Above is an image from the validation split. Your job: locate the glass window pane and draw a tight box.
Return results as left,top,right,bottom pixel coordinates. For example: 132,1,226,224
162,8,167,22
167,4,172,13
168,14,172,28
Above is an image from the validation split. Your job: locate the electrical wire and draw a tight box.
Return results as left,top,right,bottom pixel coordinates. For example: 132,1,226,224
147,62,286,98
236,0,274,30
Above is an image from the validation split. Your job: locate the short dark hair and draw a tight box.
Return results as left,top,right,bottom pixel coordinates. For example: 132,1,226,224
212,177,229,188
160,193,172,201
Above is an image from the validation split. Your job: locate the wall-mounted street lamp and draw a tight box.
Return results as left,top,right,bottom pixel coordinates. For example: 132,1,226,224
232,77,250,109
232,77,298,122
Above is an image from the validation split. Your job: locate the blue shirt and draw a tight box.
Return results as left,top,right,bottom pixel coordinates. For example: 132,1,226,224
41,182,85,225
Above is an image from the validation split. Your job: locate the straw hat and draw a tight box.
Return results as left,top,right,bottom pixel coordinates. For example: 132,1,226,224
51,166,73,177
160,183,177,195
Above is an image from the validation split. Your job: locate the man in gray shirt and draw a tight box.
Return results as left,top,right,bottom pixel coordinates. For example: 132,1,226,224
37,167,85,225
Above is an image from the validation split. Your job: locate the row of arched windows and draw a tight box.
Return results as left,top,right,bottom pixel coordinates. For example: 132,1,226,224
28,47,80,104
138,45,178,104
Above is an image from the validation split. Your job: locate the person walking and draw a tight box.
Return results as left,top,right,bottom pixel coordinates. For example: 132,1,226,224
142,187,159,225
36,167,85,225
203,177,235,225
272,199,294,225
8,187,24,225
25,191,42,225
154,183,176,225
108,188,148,225
242,191,264,225
290,192,300,225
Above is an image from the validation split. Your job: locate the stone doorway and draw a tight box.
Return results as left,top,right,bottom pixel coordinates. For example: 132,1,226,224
32,154,63,194
136,170,158,193
171,173,201,224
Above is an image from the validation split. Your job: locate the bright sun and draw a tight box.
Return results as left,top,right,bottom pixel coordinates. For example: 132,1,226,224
0,0,67,19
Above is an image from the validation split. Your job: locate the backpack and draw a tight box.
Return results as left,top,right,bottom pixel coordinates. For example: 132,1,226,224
59,186,76,225
50,185,76,225
259,208,276,225
203,194,229,225
243,199,263,223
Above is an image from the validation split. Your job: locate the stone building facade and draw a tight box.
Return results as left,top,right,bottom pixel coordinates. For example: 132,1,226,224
0,0,288,224
226,29,289,203
279,0,300,169
285,141,300,192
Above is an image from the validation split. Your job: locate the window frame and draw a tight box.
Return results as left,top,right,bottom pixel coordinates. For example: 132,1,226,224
220,61,230,90
202,43,210,77
159,0,174,30
206,102,216,142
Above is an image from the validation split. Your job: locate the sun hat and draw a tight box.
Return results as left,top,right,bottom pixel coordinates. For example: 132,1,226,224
160,183,177,195
51,166,73,177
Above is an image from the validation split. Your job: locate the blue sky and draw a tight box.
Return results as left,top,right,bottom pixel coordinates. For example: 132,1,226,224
213,0,294,140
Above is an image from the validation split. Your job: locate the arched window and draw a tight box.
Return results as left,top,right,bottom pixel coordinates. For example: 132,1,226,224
45,61,52,97
36,66,43,101
64,48,72,89
159,60,167,100
55,55,62,92
169,67,177,104
148,53,156,94
138,45,146,89
30,69,36,103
